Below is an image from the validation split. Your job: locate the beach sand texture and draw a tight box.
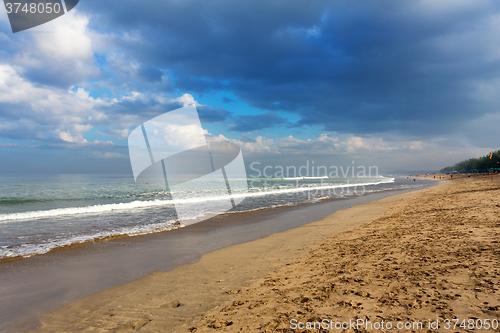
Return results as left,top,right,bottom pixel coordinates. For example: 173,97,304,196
32,177,499,332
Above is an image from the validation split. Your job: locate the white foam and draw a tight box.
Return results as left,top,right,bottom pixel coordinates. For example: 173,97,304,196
0,200,173,222
0,220,183,259
279,176,329,180
0,178,395,222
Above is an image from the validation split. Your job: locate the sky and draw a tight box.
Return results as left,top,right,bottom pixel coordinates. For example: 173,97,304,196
0,0,499,175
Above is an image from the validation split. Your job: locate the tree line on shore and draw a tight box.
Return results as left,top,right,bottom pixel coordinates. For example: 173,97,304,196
441,150,500,173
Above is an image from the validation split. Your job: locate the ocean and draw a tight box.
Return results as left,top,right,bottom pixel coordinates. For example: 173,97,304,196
0,173,419,261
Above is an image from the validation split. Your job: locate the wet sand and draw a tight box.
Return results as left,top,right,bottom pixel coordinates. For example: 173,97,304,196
28,179,484,332
31,177,500,332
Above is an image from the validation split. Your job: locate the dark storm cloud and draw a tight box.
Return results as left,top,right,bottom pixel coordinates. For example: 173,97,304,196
23,67,93,88
64,1,500,135
137,64,163,83
197,105,231,123
230,112,288,132
101,98,183,118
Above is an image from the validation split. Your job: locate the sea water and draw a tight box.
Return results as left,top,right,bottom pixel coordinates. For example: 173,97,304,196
0,173,416,260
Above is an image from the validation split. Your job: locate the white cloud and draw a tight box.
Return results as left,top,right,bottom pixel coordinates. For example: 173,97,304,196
92,152,125,158
0,65,37,103
31,11,93,61
174,93,200,107
0,120,17,131
0,64,115,141
73,124,93,133
58,131,87,143
0,64,213,149
306,25,321,38
6,10,100,84
206,132,445,160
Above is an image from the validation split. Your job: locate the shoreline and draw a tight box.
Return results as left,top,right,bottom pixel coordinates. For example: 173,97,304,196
29,182,445,332
0,222,184,265
1,184,434,332
0,178,417,264
2,181,433,332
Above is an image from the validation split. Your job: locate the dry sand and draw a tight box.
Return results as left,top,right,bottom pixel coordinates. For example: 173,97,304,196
32,177,499,332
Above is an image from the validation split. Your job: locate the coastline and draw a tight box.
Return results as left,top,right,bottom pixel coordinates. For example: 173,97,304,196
30,182,446,332
0,177,402,264
1,179,435,332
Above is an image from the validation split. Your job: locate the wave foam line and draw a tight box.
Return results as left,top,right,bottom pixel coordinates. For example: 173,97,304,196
280,176,329,180
0,178,394,222
0,220,182,260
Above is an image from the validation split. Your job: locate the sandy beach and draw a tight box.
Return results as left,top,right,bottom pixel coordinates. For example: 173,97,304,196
31,176,499,332
3,1,500,332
